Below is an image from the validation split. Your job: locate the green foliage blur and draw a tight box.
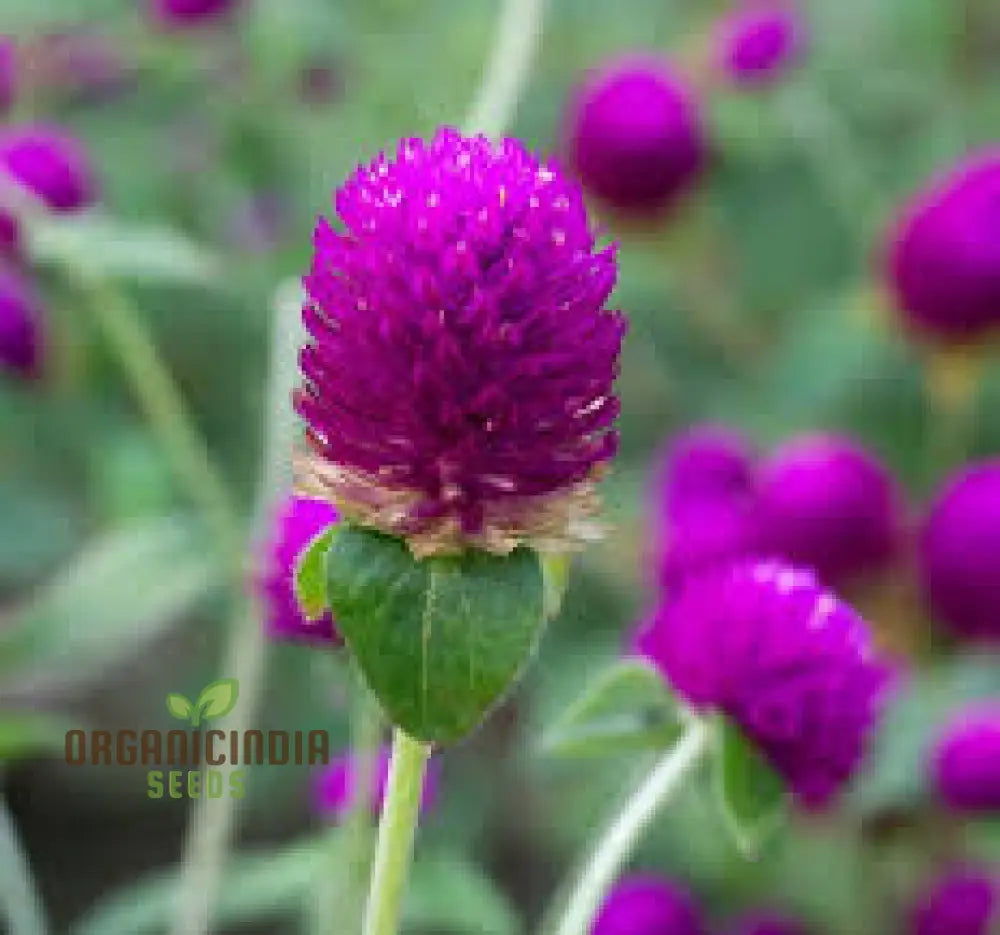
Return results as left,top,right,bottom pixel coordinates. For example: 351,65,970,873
2,0,999,933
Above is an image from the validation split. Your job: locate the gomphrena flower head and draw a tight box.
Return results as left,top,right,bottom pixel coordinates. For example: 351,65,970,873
0,37,15,113
728,913,810,935
296,128,626,557
637,559,892,808
591,876,705,935
888,149,1000,342
756,435,901,588
0,124,97,213
908,866,997,935
259,495,341,645
658,424,756,518
312,745,439,820
713,3,805,87
931,703,1000,813
566,57,706,215
0,266,44,379
920,460,1000,641
149,0,241,27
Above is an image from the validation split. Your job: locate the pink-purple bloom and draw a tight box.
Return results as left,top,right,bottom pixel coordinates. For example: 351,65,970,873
888,149,1000,341
0,125,97,213
0,38,15,113
728,913,810,935
566,57,706,214
908,866,997,935
297,128,625,556
931,704,1000,813
920,460,1000,641
714,3,805,86
259,495,341,645
0,266,44,378
312,745,439,820
637,558,892,808
755,435,902,588
149,0,241,27
590,876,705,935
659,425,756,518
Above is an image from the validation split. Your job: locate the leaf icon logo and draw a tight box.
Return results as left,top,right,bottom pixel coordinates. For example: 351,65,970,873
165,678,239,727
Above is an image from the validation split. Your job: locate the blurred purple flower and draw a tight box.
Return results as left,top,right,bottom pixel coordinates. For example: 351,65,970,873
920,460,1000,641
931,703,1000,813
714,3,805,87
756,435,902,588
0,37,16,113
259,495,341,645
908,866,997,935
888,149,1000,341
637,558,893,808
0,266,44,379
591,876,705,935
728,912,810,935
658,424,756,518
566,56,706,214
312,745,439,820
149,0,241,28
296,127,625,557
0,124,97,213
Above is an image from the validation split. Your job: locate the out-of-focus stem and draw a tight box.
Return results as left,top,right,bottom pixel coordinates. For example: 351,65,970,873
0,795,48,935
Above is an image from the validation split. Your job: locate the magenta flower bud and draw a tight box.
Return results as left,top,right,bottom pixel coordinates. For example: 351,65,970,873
566,57,706,215
296,128,625,557
729,913,810,935
638,559,892,808
591,876,705,935
0,38,16,113
756,435,901,588
920,460,1000,641
888,149,1000,341
259,495,341,645
0,125,97,213
149,0,241,28
0,266,44,379
908,866,997,935
714,3,805,87
659,424,756,518
931,704,1000,813
312,745,439,820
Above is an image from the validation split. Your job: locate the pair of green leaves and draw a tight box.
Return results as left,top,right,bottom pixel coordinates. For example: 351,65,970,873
165,678,239,728
296,523,560,745
543,658,788,858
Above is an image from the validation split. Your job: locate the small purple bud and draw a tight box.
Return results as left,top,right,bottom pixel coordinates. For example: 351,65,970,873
0,266,44,379
590,876,706,935
0,37,16,113
888,149,1000,341
714,3,805,87
920,460,1000,642
566,57,707,215
0,124,97,213
149,0,241,28
931,703,1000,813
908,866,997,935
259,495,341,646
756,435,902,588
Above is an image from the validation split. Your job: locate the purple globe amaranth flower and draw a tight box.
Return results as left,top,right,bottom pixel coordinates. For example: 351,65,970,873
296,128,626,557
591,876,705,935
637,558,892,808
931,703,1000,812
259,495,341,645
756,435,902,588
312,745,439,820
0,125,97,213
149,0,241,27
728,912,811,935
908,866,997,935
0,266,44,378
0,38,15,113
566,57,706,215
920,460,1000,641
659,424,756,518
714,3,805,87
888,149,1000,342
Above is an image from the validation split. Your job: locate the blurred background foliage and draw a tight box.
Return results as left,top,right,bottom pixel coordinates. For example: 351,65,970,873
1,0,999,933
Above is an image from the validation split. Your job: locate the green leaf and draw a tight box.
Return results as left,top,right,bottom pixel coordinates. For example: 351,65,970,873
540,658,685,759
0,713,74,762
326,526,546,743
164,694,194,722
293,523,339,621
194,678,240,724
713,717,787,858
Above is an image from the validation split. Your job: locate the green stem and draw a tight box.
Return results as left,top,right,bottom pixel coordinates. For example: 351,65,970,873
0,795,48,935
362,729,432,935
547,719,712,935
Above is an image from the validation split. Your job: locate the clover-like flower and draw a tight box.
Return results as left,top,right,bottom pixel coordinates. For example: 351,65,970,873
296,128,625,557
0,266,44,379
714,3,805,87
908,866,997,935
931,703,1000,813
0,124,96,213
591,876,705,935
637,558,892,808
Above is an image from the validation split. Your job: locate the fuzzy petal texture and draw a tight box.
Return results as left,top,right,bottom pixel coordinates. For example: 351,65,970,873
908,866,997,935
297,128,625,556
637,558,893,808
0,266,44,378
931,703,1000,813
590,876,706,935
0,124,97,213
